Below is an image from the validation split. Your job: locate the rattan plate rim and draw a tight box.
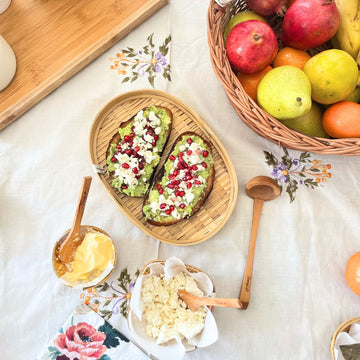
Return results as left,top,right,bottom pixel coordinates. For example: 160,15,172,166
89,89,238,246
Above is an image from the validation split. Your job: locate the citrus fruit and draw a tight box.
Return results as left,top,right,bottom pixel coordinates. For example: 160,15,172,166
236,66,272,102
223,10,267,43
345,252,360,296
322,101,360,138
281,102,329,138
257,65,312,120
303,49,358,105
272,47,311,69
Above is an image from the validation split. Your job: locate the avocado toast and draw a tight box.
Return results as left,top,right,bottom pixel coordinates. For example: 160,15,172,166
106,106,173,197
143,132,215,225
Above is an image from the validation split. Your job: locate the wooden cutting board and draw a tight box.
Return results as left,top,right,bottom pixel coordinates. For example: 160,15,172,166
0,0,168,131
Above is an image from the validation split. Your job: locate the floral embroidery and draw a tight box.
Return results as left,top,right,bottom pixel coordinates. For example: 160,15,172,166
47,320,125,360
80,268,139,320
264,148,332,202
109,33,171,87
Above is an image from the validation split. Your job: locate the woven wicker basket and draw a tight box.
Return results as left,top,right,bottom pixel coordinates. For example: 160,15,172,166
207,0,360,156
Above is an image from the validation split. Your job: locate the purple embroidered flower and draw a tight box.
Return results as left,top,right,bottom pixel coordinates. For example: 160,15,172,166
154,51,167,72
271,162,289,183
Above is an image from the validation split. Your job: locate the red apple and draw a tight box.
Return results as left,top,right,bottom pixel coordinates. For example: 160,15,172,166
226,20,278,74
281,0,340,50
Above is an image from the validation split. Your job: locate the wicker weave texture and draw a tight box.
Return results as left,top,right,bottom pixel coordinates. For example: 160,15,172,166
207,0,360,156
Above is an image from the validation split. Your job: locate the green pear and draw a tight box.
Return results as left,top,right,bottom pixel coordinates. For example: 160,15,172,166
344,71,360,103
257,65,312,120
280,102,330,138
223,10,267,43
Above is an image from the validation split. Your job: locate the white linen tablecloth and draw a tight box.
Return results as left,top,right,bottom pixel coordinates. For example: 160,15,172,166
1,1,360,359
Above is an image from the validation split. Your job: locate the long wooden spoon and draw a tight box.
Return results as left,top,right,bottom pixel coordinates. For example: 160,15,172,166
238,176,281,309
58,176,92,264
178,290,243,311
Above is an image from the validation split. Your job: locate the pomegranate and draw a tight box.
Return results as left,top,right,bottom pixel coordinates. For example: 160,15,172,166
246,0,287,16
281,0,340,50
226,20,278,74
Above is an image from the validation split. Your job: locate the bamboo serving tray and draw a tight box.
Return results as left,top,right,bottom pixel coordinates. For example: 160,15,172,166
0,0,168,131
89,89,238,246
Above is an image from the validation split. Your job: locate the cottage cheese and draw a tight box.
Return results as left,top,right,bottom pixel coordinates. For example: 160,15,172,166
141,272,207,344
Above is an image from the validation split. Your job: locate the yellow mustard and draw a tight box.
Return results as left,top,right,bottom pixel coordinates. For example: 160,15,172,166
61,231,114,285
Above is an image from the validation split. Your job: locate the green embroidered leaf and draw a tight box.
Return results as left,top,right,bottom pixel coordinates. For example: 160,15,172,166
94,300,100,304
99,321,129,348
104,300,111,306
127,47,134,52
147,33,154,47
299,173,306,177
99,355,111,360
121,77,130,83
120,62,128,67
263,151,278,166
47,346,61,360
127,53,136,58
96,283,110,292
148,75,155,88
311,168,320,172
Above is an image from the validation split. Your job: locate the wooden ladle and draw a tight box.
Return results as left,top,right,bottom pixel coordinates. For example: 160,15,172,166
178,290,243,311
238,176,281,309
58,176,92,264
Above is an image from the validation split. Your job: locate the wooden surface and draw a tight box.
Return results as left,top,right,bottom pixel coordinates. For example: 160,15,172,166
0,0,168,131
89,89,238,246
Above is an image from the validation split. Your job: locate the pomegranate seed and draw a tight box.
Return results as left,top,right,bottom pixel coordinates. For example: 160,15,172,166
173,170,179,176
131,126,135,130
135,175,141,179
173,180,180,185
192,165,198,171
202,162,207,168
152,142,156,146
179,203,185,209
179,152,184,157
165,210,172,215
175,185,180,189
168,184,175,189
169,155,176,161
121,184,128,189
139,163,144,169
125,149,132,155
116,144,121,149
179,191,185,197
135,146,140,152
159,188,164,194
182,177,187,181
122,163,130,169
194,180,201,185
170,205,175,211
154,135,159,141
124,135,130,142
187,150,192,155
175,190,180,196
132,167,138,174
160,203,166,209
111,157,117,162
203,150,209,157
130,132,135,138
187,182,192,189
129,141,133,147
187,138,193,144
146,118,149,122
168,174,175,180
157,184,162,189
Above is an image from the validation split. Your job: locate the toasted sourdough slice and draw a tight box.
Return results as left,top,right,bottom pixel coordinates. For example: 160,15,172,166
106,106,173,197
143,131,215,226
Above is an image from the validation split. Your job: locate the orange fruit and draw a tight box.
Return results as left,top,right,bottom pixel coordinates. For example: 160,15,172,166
345,252,360,296
273,47,311,69
236,65,272,103
322,101,360,138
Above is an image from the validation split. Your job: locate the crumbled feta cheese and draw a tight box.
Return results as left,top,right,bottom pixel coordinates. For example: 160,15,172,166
141,273,206,344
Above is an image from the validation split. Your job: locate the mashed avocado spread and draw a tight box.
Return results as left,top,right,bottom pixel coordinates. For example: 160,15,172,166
107,106,171,197
143,134,214,222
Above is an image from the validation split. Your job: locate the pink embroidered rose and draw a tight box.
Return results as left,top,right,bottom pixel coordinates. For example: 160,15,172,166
54,322,107,360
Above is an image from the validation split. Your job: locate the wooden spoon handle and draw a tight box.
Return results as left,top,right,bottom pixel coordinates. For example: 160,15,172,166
202,297,243,309
239,198,264,309
58,176,92,263
70,176,92,235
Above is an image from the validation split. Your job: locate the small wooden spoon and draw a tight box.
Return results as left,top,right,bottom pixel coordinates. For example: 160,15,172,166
178,290,243,311
238,176,280,309
58,176,92,264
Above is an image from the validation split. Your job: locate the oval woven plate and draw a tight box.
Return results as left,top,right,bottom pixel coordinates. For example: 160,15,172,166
89,90,238,246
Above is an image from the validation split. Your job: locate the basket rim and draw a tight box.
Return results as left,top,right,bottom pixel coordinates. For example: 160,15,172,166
207,0,360,156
